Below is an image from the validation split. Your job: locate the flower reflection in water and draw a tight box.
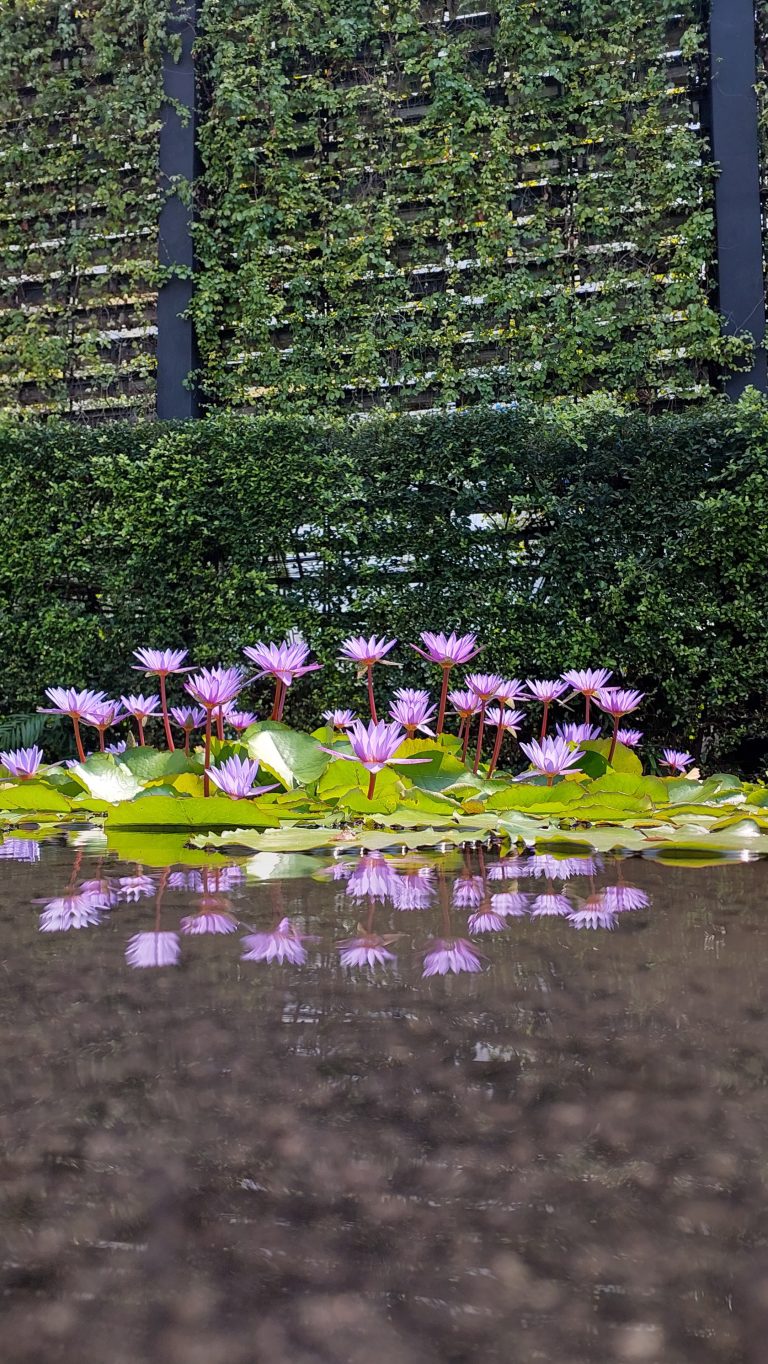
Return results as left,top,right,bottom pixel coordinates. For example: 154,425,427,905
393,867,435,911
569,897,619,931
423,939,484,976
452,874,485,908
530,889,573,918
603,884,650,912
337,934,399,969
0,837,41,862
468,909,508,934
180,906,238,935
490,891,530,917
241,917,314,965
118,875,156,903
40,894,104,932
126,931,181,968
346,854,401,902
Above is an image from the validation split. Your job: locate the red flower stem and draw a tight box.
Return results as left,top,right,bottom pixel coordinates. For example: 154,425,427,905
461,718,471,765
487,725,504,779
585,695,591,725
473,703,487,774
98,728,106,754
276,684,287,723
72,715,86,762
216,706,224,741
367,770,377,801
546,772,554,787
436,667,450,736
203,708,213,796
540,700,550,740
159,673,175,751
270,679,284,721
366,665,378,724
184,729,190,757
137,719,145,747
608,717,619,764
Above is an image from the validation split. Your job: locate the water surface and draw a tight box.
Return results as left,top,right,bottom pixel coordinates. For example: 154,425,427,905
1,835,766,1364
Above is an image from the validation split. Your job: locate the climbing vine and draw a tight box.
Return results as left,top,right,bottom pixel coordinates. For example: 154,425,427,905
193,0,749,412
0,0,169,417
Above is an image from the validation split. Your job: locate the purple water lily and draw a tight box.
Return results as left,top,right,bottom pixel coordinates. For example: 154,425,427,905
660,748,694,775
519,735,585,785
449,687,481,764
207,755,278,800
594,687,645,763
180,909,238,935
526,678,569,738
410,632,481,734
465,672,505,773
452,874,485,908
530,891,573,918
226,709,259,734
392,867,435,911
422,938,484,976
170,704,206,755
322,708,357,731
120,693,161,747
556,721,602,744
125,931,181,969
0,838,41,862
319,718,428,800
617,727,643,748
118,874,157,903
490,891,530,916
569,897,618,931
389,695,437,737
486,705,525,778
346,853,402,901
339,634,397,723
39,687,107,762
243,639,322,722
241,917,314,965
132,648,193,751
82,699,125,753
561,667,613,724
184,666,247,794
468,910,508,934
0,745,43,779
602,884,650,912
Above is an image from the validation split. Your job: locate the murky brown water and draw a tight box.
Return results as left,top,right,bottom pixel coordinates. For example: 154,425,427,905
1,835,767,1363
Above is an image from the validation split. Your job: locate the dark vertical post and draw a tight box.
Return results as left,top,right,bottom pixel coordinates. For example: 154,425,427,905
709,0,767,395
157,0,200,419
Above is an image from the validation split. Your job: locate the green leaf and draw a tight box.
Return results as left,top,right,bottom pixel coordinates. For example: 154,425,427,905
0,781,72,813
120,747,201,781
69,756,142,803
485,782,585,813
105,795,284,831
580,740,642,775
245,721,330,789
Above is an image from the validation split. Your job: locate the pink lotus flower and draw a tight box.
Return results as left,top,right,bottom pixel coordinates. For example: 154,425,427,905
337,934,398,969
346,853,402,901
660,748,694,775
452,874,485,908
519,735,584,783
468,910,507,934
617,728,643,748
392,867,435,911
207,755,279,800
389,695,437,737
556,722,602,744
0,745,43,779
320,718,428,800
530,892,573,918
120,693,161,746
602,884,650,912
180,909,238,935
241,917,314,965
40,894,104,932
422,938,484,976
322,709,357,730
125,931,181,968
0,837,41,862
118,874,156,903
490,891,530,916
39,686,107,762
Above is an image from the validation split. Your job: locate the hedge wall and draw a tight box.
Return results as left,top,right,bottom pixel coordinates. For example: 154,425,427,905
2,395,768,770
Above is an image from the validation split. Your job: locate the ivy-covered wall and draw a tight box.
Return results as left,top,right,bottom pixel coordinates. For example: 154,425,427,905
194,0,748,413
0,0,168,418
0,1,755,418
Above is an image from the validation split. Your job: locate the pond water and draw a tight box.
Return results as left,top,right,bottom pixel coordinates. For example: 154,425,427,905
1,834,767,1364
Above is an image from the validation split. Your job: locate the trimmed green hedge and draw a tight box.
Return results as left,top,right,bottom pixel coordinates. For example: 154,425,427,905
2,395,767,770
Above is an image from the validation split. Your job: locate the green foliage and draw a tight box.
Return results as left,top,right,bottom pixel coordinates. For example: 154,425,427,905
193,0,749,410
1,395,768,770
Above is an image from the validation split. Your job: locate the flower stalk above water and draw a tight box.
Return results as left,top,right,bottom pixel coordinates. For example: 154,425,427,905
120,693,161,747
319,717,428,801
519,735,585,786
0,745,44,779
594,687,645,763
339,635,396,723
184,666,247,795
243,639,322,722
132,648,193,751
410,632,481,734
525,678,569,739
39,687,107,762
561,667,613,725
